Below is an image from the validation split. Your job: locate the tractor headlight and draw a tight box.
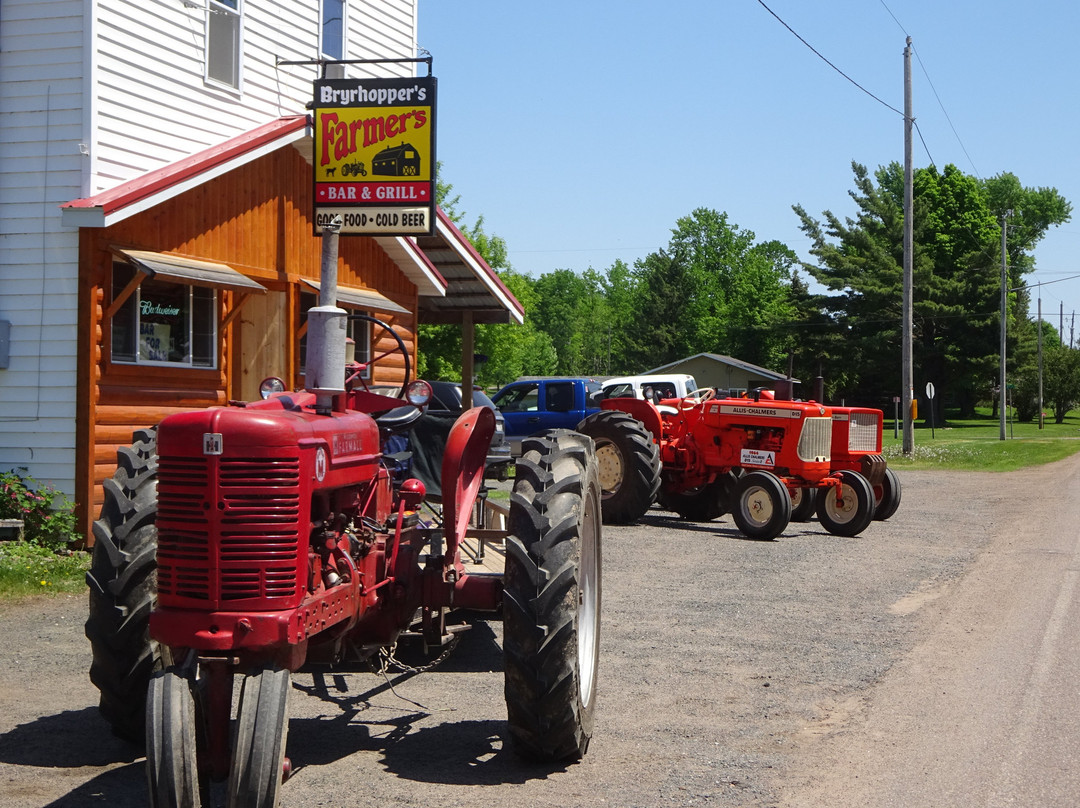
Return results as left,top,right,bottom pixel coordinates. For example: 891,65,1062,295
259,377,287,399
406,380,433,408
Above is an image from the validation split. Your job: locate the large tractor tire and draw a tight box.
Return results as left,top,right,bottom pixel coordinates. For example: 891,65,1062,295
577,410,660,524
659,470,739,521
873,467,902,521
503,430,602,762
816,470,875,537
85,427,165,744
732,470,792,540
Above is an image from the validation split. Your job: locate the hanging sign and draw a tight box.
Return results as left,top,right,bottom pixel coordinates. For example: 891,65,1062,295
312,76,436,236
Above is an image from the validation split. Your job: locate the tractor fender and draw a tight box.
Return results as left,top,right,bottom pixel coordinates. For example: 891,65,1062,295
600,397,663,444
440,405,496,572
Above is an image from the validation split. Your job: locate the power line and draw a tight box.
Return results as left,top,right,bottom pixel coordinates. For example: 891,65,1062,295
754,0,903,117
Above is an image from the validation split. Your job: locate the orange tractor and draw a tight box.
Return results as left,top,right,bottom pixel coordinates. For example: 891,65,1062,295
578,386,897,539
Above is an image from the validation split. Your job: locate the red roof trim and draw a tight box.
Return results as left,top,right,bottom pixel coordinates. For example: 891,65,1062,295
435,207,525,317
62,115,310,215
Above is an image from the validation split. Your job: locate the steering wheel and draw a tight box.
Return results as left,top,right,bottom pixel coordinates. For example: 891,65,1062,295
345,314,411,399
679,387,715,410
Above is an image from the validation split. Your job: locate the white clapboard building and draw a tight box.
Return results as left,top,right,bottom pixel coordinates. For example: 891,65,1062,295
0,1,522,537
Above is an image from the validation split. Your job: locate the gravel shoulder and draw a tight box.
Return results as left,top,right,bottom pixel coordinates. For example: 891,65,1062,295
1,455,1078,807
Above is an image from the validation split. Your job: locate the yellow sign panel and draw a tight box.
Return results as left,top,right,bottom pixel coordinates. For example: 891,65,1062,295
313,76,437,236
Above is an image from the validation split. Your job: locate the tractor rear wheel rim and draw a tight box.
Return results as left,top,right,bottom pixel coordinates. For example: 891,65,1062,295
594,440,624,494
578,484,600,709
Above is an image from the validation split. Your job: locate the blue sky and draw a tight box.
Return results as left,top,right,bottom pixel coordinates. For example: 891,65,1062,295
418,0,1080,337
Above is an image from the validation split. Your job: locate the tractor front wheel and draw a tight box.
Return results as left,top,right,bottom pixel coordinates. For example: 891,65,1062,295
503,430,602,761
147,668,206,808
732,471,791,540
577,410,660,524
873,467,902,521
85,427,165,744
817,470,875,537
226,666,291,808
790,487,817,522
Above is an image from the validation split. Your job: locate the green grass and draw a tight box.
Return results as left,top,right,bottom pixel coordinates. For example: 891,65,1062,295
882,408,1080,471
0,541,90,598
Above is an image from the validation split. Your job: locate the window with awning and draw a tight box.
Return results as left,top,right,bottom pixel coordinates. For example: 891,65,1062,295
107,250,267,369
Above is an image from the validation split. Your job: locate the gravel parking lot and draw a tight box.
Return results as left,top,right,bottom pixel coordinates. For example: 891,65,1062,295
2,454,1078,807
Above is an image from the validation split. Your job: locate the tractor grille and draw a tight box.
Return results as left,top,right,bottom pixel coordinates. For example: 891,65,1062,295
848,412,881,452
156,455,302,605
797,417,832,462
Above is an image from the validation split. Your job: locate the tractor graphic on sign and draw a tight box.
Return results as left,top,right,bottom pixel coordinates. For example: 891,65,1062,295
372,142,421,176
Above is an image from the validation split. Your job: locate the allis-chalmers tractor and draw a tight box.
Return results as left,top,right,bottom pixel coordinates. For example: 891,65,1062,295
85,275,602,807
577,385,897,539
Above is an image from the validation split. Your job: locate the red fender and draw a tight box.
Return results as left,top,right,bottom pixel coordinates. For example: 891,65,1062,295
601,397,663,443
440,405,495,576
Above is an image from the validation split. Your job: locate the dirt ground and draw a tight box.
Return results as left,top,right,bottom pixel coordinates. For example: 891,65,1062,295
2,454,1080,807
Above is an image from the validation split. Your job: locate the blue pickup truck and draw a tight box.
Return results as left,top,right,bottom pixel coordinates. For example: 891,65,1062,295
491,377,603,452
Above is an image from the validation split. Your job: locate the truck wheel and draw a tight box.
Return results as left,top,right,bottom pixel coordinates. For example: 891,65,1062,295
504,430,602,761
732,471,791,540
147,668,206,808
227,666,291,808
85,427,166,744
577,410,660,524
817,470,875,537
659,471,738,521
790,487,817,522
873,467,902,521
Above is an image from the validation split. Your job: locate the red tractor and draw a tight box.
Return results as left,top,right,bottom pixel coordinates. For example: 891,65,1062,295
578,387,884,540
85,293,602,806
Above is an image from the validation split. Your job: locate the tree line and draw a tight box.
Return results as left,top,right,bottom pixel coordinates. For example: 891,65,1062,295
421,162,1076,422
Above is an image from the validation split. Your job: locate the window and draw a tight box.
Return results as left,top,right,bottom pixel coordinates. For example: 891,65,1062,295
207,0,241,89
495,383,539,412
299,292,371,379
111,262,217,368
545,382,574,413
321,0,345,60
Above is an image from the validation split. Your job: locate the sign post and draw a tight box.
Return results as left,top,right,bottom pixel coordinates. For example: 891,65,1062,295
925,381,936,439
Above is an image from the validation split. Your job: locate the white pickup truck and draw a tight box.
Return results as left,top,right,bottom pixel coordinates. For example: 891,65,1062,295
600,374,700,404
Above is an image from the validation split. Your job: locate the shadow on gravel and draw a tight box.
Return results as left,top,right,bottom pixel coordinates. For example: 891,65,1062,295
0,707,140,768
41,762,145,808
285,619,562,785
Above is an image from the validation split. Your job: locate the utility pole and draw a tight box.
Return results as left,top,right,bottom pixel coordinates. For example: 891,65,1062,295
999,210,1011,440
902,37,914,455
1038,292,1044,429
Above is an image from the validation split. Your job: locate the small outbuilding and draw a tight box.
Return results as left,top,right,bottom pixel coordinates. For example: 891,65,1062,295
644,353,797,396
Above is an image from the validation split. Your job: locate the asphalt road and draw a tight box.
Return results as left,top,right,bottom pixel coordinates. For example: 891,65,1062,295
2,453,1079,807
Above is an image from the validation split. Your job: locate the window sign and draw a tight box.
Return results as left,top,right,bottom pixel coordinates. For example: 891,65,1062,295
111,263,217,368
312,75,437,235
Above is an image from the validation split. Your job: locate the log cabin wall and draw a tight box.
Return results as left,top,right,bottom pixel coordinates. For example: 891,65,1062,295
75,145,418,541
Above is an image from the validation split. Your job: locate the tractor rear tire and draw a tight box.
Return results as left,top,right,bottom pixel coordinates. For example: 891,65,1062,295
732,470,791,540
85,427,165,744
659,471,738,521
577,410,660,524
504,430,602,762
873,467,902,521
790,487,817,522
817,470,875,537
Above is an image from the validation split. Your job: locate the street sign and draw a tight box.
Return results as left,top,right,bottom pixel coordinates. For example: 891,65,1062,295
925,382,936,399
